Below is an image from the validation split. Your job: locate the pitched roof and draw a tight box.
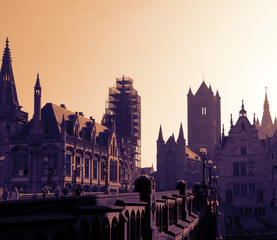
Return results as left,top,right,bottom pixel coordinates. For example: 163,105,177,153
41,103,107,136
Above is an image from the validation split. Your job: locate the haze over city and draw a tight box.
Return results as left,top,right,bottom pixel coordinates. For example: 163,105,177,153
2,0,277,168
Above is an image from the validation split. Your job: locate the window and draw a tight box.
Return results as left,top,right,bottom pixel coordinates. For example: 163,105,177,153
110,160,118,183
101,162,106,181
75,156,80,177
93,160,97,180
13,154,28,177
272,166,277,181
241,163,247,176
233,162,239,176
234,183,240,197
248,162,255,175
84,159,89,179
257,189,263,203
43,154,58,176
241,183,247,196
201,106,207,115
240,147,247,155
226,190,232,203
65,154,71,176
249,183,255,196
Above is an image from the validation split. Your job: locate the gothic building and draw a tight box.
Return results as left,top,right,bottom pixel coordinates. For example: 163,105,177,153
187,81,221,161
216,101,277,238
256,87,277,139
155,124,202,191
102,76,141,173
0,39,136,193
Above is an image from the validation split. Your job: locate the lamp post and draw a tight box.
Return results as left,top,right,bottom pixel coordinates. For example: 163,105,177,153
207,160,213,188
199,148,207,185
200,148,208,204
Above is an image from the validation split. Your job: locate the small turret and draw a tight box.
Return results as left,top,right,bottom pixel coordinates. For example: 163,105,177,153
33,73,41,120
157,125,165,144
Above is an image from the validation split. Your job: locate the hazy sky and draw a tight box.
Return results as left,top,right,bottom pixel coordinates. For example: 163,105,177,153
2,0,277,168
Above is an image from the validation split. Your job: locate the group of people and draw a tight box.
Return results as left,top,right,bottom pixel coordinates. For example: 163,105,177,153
0,187,20,201
0,185,85,201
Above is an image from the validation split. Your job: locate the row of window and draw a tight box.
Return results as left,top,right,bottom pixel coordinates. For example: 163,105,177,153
240,207,265,216
233,162,255,176
13,154,59,177
226,184,263,202
65,154,118,182
13,154,119,183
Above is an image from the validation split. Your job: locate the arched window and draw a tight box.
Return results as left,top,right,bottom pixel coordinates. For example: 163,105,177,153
111,217,119,240
91,219,101,240
130,211,136,240
80,218,90,239
102,218,110,240
125,210,130,240
136,211,141,238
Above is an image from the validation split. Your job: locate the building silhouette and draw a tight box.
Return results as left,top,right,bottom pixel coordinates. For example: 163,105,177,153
187,81,221,161
0,40,136,193
155,124,202,191
216,101,277,238
102,76,141,174
256,87,277,139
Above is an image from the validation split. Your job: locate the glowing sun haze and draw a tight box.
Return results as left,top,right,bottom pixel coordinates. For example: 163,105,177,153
2,0,277,169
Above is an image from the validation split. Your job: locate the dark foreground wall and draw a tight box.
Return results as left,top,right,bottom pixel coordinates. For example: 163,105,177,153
0,176,217,240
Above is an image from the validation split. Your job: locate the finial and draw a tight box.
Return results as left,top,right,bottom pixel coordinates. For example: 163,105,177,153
37,73,39,79
5,38,9,47
253,113,256,125
222,124,225,137
230,114,233,127
242,100,244,109
122,75,124,81
202,73,205,81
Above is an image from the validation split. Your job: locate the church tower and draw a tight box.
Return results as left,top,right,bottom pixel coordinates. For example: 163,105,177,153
0,39,28,155
257,87,274,139
187,81,221,161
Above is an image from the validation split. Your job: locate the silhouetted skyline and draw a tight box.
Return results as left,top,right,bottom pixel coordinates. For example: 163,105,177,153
2,0,277,168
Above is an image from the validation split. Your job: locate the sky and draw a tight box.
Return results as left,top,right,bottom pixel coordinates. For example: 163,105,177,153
2,0,277,169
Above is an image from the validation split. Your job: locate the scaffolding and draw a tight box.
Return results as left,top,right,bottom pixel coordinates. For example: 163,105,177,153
102,76,141,170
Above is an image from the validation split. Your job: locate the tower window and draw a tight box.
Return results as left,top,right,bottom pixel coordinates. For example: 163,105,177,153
201,106,207,115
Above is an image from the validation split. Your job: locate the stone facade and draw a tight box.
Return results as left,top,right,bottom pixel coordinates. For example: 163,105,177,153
155,124,202,191
0,40,136,194
187,81,221,161
216,102,277,238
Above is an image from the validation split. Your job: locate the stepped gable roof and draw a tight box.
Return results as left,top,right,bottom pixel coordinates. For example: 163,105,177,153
41,103,107,136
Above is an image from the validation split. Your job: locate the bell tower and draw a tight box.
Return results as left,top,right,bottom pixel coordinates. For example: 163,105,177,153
187,80,221,160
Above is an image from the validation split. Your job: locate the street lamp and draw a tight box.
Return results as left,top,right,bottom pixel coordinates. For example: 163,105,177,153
199,148,207,185
207,160,213,188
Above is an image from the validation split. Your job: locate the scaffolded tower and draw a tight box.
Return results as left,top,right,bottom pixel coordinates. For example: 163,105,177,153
102,76,141,171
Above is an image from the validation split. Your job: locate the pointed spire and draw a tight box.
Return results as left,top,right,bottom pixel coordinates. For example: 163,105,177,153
216,89,220,98
230,114,233,127
187,87,193,97
33,73,42,120
157,125,165,143
239,100,247,117
261,86,273,131
35,73,41,88
256,116,260,126
253,113,256,125
177,122,186,142
0,38,19,110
